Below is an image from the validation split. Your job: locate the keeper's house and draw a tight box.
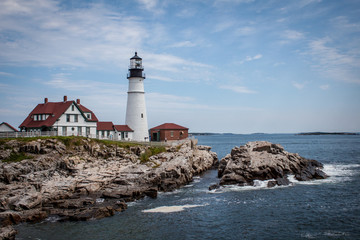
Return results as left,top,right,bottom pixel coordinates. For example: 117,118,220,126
19,96,98,137
150,123,188,142
0,122,18,133
96,121,133,141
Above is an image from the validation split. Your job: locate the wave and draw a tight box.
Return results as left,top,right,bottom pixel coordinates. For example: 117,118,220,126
210,163,360,193
142,204,208,213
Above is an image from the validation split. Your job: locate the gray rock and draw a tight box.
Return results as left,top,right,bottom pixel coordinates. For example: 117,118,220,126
217,141,327,187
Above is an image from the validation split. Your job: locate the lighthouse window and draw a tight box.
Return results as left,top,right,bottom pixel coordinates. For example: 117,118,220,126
141,113,143,118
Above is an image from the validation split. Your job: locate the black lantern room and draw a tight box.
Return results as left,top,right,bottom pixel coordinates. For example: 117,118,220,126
128,52,145,79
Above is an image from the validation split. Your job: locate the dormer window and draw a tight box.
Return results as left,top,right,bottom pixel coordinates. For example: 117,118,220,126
34,115,38,121
87,113,91,119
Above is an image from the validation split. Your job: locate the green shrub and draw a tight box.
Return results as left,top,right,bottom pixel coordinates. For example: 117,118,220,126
2,152,34,163
140,146,166,163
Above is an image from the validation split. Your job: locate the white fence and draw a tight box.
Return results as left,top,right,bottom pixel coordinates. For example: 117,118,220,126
0,131,191,148
0,131,58,138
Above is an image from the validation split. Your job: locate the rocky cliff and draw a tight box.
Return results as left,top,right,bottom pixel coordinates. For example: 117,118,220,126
0,137,217,239
212,141,327,189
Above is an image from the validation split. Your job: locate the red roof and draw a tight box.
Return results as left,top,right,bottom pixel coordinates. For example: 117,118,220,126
150,123,188,131
19,100,98,129
78,104,98,122
114,125,133,132
97,122,114,131
0,122,18,132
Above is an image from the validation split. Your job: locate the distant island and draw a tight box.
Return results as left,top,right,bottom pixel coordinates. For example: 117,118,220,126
297,132,359,135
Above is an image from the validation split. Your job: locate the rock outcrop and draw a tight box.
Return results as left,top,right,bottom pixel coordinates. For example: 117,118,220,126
0,138,217,239
215,141,327,188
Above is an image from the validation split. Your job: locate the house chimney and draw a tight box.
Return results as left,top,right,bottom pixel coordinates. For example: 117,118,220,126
44,98,48,104
76,99,80,105
64,95,67,102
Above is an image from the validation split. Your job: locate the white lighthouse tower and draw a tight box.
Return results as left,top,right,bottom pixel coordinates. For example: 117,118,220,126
125,52,149,142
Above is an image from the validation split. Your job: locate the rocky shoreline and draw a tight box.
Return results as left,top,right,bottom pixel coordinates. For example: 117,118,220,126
210,141,327,190
0,137,218,239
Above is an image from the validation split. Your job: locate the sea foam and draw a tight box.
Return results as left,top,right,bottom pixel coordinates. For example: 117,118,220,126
142,204,207,213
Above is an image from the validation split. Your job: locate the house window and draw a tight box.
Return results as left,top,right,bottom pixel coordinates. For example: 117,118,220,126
86,127,90,136
125,132,128,138
39,115,42,121
141,113,143,118
107,131,110,136
66,114,70,122
101,131,104,137
78,127,82,135
72,105,75,111
170,131,174,137
74,115,78,122
34,115,38,121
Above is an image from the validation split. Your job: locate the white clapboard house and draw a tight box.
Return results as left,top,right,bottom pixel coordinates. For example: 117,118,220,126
19,96,133,140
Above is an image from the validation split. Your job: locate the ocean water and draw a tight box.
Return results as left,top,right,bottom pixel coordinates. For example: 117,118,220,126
16,134,360,240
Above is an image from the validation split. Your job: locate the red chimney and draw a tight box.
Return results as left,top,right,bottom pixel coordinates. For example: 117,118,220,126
44,98,48,104
64,95,67,102
76,99,80,104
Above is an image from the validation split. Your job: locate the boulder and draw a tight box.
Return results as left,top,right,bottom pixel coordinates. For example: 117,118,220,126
0,226,17,240
217,141,327,187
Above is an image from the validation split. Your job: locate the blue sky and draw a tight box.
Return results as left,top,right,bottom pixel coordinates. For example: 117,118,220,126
0,0,359,133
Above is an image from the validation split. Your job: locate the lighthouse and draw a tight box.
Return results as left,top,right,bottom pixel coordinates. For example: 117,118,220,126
125,52,149,142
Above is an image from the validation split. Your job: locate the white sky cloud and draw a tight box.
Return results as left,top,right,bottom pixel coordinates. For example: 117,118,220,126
220,85,257,94
293,82,306,90
168,41,197,48
306,38,360,83
239,54,263,64
320,84,330,90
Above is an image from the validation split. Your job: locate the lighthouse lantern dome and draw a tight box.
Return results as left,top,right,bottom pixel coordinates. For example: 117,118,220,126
128,52,145,79
130,52,143,69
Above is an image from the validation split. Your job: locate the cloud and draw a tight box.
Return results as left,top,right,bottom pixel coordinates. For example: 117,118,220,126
0,72,14,77
213,21,236,33
235,26,256,36
214,0,254,6
306,37,360,83
283,30,304,40
293,82,305,90
136,0,163,15
149,76,180,82
331,16,360,33
239,54,262,64
220,85,257,94
168,41,197,48
44,73,127,95
320,84,330,90
0,0,146,67
145,53,212,73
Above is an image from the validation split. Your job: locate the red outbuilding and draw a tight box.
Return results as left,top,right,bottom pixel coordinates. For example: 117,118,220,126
150,123,188,142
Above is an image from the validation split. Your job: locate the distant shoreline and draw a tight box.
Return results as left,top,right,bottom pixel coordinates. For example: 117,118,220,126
297,132,359,136
190,132,359,136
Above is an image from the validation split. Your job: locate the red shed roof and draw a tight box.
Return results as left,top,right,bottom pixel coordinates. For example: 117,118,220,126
19,100,98,129
0,122,18,132
114,125,133,132
150,123,188,131
97,121,114,131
